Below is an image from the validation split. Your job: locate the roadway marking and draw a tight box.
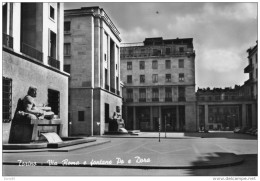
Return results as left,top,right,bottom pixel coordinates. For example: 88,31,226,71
125,141,149,154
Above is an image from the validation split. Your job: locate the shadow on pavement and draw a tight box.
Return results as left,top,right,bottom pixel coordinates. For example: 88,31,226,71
187,153,257,176
184,132,257,140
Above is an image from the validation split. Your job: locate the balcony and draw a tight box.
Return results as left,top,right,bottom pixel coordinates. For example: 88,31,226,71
178,97,186,102
139,98,146,102
121,50,195,59
152,98,159,102
21,43,43,62
104,84,109,91
48,56,60,70
111,87,116,93
244,64,252,73
165,97,172,102
126,98,133,102
117,90,120,96
3,33,13,49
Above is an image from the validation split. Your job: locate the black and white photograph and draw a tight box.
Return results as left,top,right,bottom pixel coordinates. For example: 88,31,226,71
2,1,258,178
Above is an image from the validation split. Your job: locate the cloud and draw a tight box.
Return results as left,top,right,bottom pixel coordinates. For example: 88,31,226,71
199,49,243,72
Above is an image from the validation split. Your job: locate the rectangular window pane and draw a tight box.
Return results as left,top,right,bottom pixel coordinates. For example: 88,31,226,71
179,59,184,68
166,74,171,82
127,62,132,70
165,60,171,69
127,75,132,83
166,48,171,55
78,111,85,121
127,89,133,99
64,43,71,55
140,61,145,69
2,77,12,122
50,5,55,20
179,73,184,82
64,22,71,32
48,89,60,115
152,60,158,69
140,75,145,83
152,74,158,83
139,88,146,102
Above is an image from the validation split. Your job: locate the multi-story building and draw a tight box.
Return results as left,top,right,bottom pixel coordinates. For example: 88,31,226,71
120,37,196,132
64,7,122,136
197,42,258,131
2,3,69,143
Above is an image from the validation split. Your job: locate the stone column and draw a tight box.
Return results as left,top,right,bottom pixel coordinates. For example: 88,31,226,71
150,106,153,131
133,106,136,130
205,104,209,130
176,106,179,131
242,103,247,127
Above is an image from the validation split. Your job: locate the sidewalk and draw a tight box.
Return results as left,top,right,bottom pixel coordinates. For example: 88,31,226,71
2,135,248,169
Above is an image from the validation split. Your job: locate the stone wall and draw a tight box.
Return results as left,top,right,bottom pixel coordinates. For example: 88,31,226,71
3,50,69,143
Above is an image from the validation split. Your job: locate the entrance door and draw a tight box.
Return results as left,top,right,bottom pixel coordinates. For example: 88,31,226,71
161,107,177,132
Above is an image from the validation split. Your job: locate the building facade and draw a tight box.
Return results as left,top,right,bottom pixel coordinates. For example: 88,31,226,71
64,7,122,136
121,37,196,132
2,3,69,143
197,42,258,131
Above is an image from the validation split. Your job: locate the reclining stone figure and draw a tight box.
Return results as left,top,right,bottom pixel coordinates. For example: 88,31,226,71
112,106,127,133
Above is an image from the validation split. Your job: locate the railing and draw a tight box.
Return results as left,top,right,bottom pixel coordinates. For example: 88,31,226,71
3,33,13,49
197,95,255,102
117,90,120,96
48,56,60,70
121,50,195,58
139,98,146,102
111,87,116,93
244,64,252,73
105,84,109,91
165,97,172,102
21,43,43,62
178,97,186,102
152,98,159,102
126,98,133,102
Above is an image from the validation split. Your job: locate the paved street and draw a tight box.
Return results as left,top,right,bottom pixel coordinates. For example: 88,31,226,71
2,133,258,176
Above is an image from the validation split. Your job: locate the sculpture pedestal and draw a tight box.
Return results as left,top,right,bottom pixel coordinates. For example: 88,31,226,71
9,118,62,144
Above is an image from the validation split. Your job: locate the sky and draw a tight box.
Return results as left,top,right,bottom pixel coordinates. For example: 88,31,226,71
64,2,257,89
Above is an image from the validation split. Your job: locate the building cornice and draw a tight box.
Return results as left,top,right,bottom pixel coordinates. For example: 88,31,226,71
3,47,70,77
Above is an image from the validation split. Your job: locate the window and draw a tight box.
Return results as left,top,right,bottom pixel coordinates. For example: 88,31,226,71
104,54,107,61
153,49,161,56
152,74,158,83
64,43,71,56
105,68,109,90
127,62,132,70
166,74,171,82
165,60,171,69
127,75,132,83
179,47,184,52
166,48,171,55
50,5,55,20
152,88,159,101
179,59,184,68
139,88,146,102
140,61,145,69
127,89,133,99
140,75,145,83
49,30,57,58
3,77,12,123
64,64,71,73
179,73,184,82
178,86,185,101
78,111,85,121
48,89,60,115
256,53,258,64
165,87,172,101
152,60,158,69
64,22,71,32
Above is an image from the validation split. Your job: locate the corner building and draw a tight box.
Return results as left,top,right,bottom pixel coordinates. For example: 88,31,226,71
64,7,122,136
2,3,69,143
121,37,196,132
